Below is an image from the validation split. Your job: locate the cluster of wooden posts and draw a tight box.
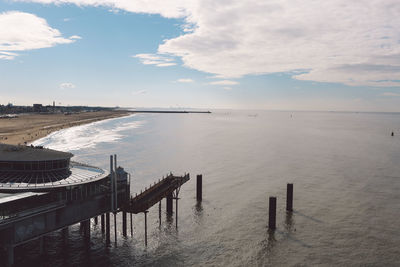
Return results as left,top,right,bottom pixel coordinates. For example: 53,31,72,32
268,183,293,229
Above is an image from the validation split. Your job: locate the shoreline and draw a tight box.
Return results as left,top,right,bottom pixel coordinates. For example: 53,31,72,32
0,110,133,146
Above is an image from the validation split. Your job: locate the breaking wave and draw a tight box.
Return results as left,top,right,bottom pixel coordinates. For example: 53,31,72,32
32,114,144,152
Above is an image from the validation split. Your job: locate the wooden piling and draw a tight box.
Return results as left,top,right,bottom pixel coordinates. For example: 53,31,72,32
144,211,148,246
166,192,173,214
196,174,202,201
269,197,277,230
114,212,117,244
101,214,105,234
130,213,133,236
286,183,293,211
39,236,45,254
122,211,127,237
82,219,90,241
175,197,179,229
6,246,14,267
159,200,162,226
106,212,110,244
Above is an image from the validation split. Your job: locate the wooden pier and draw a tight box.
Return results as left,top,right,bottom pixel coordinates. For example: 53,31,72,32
123,173,190,214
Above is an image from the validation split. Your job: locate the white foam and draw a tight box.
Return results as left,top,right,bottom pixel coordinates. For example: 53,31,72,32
31,115,144,152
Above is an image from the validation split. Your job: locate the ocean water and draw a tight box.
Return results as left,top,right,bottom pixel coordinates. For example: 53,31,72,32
15,110,400,266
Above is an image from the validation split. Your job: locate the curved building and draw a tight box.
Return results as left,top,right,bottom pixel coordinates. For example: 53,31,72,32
0,144,108,192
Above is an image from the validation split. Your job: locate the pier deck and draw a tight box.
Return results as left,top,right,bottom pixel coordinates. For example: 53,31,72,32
123,173,190,214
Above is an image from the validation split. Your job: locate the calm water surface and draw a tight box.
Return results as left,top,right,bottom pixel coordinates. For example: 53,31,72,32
16,110,400,266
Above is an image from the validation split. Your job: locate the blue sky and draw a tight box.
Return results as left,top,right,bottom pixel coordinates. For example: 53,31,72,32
1,0,400,111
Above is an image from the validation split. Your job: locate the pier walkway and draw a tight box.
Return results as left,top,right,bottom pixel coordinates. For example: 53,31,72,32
123,173,190,214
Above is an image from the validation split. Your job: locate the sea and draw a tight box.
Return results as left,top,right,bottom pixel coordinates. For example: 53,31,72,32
13,110,400,266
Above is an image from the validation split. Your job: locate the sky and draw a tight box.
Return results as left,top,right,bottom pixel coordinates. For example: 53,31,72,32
1,0,400,111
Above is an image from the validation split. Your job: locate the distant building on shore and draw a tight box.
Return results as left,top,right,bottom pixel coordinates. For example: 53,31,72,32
33,104,43,113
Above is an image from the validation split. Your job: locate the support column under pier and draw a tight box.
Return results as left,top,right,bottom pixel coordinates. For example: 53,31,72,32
130,213,133,236
39,236,45,254
6,246,14,267
114,212,117,244
159,200,162,226
106,213,111,244
175,197,179,229
62,227,69,245
166,193,173,215
101,214,105,234
144,211,148,246
122,211,127,237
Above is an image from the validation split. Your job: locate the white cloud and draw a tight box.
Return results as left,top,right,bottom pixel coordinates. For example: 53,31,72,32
133,53,176,67
69,35,82,40
132,90,147,95
223,87,232,91
18,0,400,87
382,92,400,97
176,78,194,83
0,11,78,60
59,82,76,89
0,51,18,60
209,80,238,86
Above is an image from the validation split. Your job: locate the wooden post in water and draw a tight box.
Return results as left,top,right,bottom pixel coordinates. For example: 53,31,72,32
39,236,45,254
159,200,162,226
268,197,277,230
286,183,293,211
175,196,179,229
101,214,105,234
122,211,127,237
6,245,14,267
114,212,117,244
62,227,69,245
144,211,148,246
166,192,173,215
196,174,202,201
83,219,90,241
130,213,133,236
105,212,110,244
110,156,114,212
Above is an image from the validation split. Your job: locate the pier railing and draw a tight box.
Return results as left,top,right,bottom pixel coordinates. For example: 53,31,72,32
123,173,190,214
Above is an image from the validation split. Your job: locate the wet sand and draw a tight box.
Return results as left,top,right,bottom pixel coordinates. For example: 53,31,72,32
0,110,132,145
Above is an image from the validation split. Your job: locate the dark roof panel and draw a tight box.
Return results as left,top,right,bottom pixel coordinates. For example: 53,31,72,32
0,144,73,161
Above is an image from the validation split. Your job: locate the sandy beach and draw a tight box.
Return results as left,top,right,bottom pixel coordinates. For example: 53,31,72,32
0,110,132,145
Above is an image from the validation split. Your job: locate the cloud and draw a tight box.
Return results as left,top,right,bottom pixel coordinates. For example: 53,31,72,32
382,92,400,97
19,1,400,87
69,35,82,40
0,11,78,60
59,82,76,89
223,87,232,91
132,90,147,95
0,51,18,60
176,78,194,83
132,53,176,67
209,80,238,86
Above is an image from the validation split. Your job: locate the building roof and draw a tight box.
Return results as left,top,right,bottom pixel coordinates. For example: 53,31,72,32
0,143,73,161
0,161,108,192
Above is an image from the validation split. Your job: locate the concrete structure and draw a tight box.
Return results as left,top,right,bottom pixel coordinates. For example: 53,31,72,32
0,144,128,266
0,144,190,266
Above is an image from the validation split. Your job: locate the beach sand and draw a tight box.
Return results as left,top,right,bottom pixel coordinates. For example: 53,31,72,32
0,110,132,145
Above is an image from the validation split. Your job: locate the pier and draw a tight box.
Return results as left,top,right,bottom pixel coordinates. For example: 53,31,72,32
123,173,189,214
0,144,191,266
